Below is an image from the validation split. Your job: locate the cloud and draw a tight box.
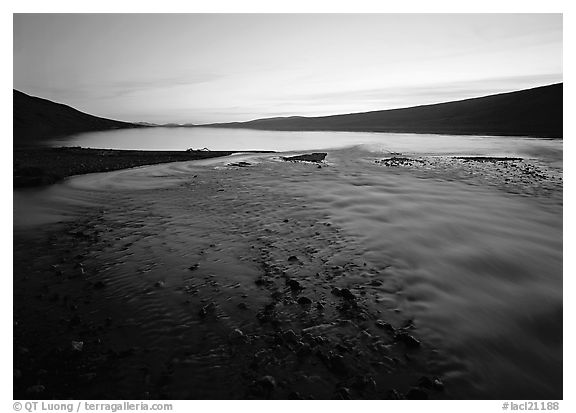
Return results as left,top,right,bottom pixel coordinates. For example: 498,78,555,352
279,74,563,107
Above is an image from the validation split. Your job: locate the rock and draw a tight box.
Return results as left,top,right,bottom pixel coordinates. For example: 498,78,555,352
287,279,303,291
386,389,401,399
331,287,342,297
335,343,350,353
297,296,313,306
406,387,428,399
287,255,299,263
237,302,248,310
375,320,395,333
255,277,267,286
71,340,84,352
336,386,351,399
188,264,199,271
199,302,216,318
419,376,444,391
26,384,46,394
339,288,356,301
359,330,372,340
328,353,349,375
154,280,165,288
283,329,299,344
256,375,276,390
394,332,421,348
352,375,377,391
229,328,246,342
296,342,312,358
369,280,383,286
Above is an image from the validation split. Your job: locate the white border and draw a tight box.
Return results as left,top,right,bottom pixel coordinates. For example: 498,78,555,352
4,2,572,412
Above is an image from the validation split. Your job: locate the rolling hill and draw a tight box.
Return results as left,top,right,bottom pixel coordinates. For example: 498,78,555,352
204,83,563,138
13,90,142,146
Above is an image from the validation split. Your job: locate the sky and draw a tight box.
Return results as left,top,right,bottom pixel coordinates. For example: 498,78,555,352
13,14,562,124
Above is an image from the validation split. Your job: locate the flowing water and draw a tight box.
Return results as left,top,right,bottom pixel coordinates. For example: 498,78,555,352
15,129,562,399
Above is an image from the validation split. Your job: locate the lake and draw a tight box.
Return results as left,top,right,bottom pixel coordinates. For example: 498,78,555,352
49,126,563,161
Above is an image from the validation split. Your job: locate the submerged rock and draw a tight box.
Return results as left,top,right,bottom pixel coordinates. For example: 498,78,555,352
394,332,421,348
375,320,395,333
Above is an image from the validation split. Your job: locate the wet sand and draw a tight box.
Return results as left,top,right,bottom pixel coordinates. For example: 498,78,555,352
13,147,562,399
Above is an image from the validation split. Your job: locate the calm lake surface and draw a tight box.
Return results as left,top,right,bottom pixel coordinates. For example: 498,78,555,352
50,126,563,161
19,128,562,398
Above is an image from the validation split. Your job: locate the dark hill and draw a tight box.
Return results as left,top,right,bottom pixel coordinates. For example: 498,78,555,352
205,83,562,138
13,90,142,146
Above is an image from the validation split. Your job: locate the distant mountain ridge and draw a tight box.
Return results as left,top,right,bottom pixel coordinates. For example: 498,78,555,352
204,83,563,138
13,90,142,146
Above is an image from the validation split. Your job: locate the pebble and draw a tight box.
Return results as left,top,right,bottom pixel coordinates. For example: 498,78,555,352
71,340,84,352
283,329,299,344
419,376,444,391
297,296,312,306
340,288,356,301
199,302,216,318
328,353,349,375
228,328,246,342
336,386,351,399
296,342,312,358
386,389,401,399
257,375,276,389
287,279,303,291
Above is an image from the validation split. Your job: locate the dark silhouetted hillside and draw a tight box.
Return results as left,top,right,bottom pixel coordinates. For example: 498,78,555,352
205,83,562,138
13,90,142,146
